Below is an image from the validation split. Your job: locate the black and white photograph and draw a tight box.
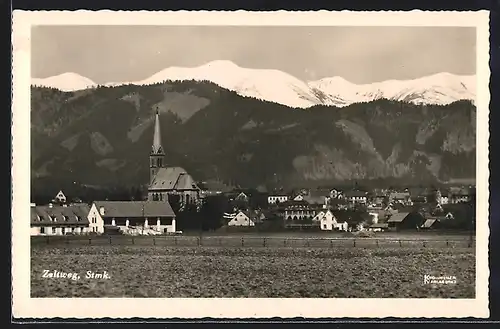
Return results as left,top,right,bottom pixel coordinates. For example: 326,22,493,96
12,10,490,319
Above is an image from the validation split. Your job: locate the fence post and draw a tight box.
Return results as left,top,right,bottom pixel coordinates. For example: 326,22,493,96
263,237,267,247
399,240,402,247
376,239,379,248
174,237,177,246
153,237,156,246
423,241,427,248
88,237,92,245
197,237,200,246
353,239,356,247
305,238,310,247
132,237,135,245
330,240,333,248
241,237,244,247
446,240,449,247
284,239,287,247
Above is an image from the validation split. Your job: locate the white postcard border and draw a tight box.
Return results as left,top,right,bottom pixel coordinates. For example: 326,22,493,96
12,10,491,319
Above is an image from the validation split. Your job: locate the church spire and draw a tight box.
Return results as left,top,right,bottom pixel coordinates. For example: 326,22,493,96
152,110,164,155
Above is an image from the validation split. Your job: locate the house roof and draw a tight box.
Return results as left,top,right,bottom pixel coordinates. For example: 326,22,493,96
390,192,410,199
422,219,438,228
387,212,410,223
238,210,263,223
149,167,200,191
93,201,175,218
344,190,368,198
31,204,90,225
370,223,389,228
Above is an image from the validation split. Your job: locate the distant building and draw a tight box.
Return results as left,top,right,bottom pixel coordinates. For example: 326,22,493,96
90,201,176,234
389,192,411,205
448,187,473,204
227,210,262,227
235,192,250,203
283,200,319,220
268,195,288,204
147,111,201,206
52,190,67,204
387,211,425,231
30,203,100,236
313,210,348,231
367,223,389,232
344,190,368,204
302,189,330,206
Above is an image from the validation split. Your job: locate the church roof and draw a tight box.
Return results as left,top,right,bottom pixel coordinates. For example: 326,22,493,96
151,111,164,155
149,167,200,191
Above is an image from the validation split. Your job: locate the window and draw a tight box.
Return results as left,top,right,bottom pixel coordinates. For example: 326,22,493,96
63,216,69,222
36,215,41,221
62,227,66,234
52,227,56,234
323,224,327,229
40,227,45,234
75,216,82,222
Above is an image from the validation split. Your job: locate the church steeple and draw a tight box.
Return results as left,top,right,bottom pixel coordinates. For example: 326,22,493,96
152,110,164,155
150,110,165,184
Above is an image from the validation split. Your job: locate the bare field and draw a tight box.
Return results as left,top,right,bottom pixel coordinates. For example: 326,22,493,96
31,244,475,298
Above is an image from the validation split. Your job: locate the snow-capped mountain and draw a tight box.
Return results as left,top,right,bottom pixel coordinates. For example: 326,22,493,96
31,61,476,108
309,72,476,107
31,72,97,92
128,60,320,108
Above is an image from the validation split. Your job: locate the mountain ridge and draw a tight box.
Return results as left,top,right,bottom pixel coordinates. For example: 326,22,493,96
30,80,476,195
31,60,476,109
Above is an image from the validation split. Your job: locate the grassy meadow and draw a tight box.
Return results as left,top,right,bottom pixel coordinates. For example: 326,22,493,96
31,236,475,298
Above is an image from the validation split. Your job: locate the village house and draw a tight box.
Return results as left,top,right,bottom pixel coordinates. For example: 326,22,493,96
436,189,449,205
148,111,201,206
344,190,368,204
52,190,67,204
408,187,430,204
226,210,263,227
389,191,412,205
89,200,176,234
303,190,330,207
30,203,101,236
448,186,473,204
235,192,250,203
329,188,343,200
367,223,389,232
313,210,348,231
283,200,319,220
267,195,289,205
369,191,387,207
386,211,425,231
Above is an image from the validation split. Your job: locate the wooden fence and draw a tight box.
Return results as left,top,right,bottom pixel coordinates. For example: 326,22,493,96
31,235,475,249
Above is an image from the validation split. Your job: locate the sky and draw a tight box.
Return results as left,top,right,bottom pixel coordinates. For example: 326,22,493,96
31,25,476,84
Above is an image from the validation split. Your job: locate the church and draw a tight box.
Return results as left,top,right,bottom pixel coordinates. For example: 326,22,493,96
147,111,201,206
